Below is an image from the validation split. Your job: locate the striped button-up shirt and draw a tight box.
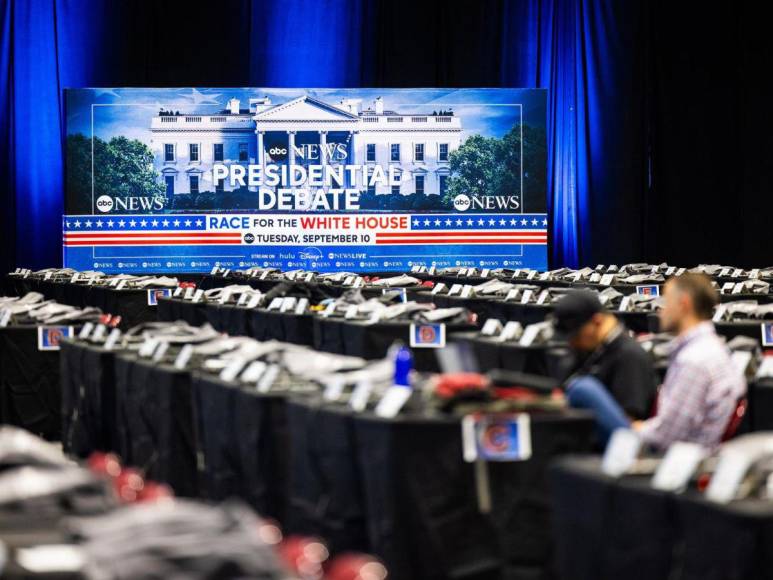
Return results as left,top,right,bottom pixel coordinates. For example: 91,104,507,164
638,321,746,450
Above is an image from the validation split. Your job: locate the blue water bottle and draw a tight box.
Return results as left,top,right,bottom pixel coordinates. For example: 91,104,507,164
393,344,413,387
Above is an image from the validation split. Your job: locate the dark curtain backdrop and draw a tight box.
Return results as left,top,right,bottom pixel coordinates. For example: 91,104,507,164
1,0,771,272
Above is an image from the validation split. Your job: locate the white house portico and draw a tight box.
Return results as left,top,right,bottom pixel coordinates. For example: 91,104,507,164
149,94,462,196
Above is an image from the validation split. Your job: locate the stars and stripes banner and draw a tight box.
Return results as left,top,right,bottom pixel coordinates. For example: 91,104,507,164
62,212,548,273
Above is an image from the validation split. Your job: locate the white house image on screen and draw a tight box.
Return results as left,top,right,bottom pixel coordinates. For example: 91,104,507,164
149,95,462,196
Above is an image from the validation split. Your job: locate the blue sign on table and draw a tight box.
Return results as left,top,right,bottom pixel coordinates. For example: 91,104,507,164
37,326,74,351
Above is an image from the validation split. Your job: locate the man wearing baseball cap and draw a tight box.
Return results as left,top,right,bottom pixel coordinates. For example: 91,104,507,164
553,290,657,438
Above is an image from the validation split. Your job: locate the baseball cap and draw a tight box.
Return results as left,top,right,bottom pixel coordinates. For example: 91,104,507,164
552,291,603,339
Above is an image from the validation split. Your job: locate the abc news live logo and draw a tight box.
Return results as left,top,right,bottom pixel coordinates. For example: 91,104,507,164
96,195,165,213
453,194,521,212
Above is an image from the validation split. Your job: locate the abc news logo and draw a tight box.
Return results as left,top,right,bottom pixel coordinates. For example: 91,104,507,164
267,143,288,162
95,194,165,213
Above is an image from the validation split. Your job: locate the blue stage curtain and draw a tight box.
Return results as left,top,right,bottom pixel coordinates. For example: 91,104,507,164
501,0,646,268
0,0,118,270
249,0,369,87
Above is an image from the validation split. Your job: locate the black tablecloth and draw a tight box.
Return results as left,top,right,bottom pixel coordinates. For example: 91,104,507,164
113,354,198,496
550,455,773,580
313,317,477,371
349,407,596,580
60,340,119,456
451,332,573,378
191,373,290,521
0,325,66,440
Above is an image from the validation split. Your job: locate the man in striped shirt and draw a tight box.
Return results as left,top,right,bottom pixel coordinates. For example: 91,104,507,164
566,273,746,450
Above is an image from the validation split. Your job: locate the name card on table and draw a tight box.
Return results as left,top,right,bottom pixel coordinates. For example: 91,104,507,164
462,413,532,462
431,283,446,295
480,319,504,336
651,441,707,492
294,298,309,315
147,288,172,305
761,322,773,347
78,322,95,339
602,429,642,477
374,385,413,418
520,290,533,304
103,328,122,351
37,326,74,351
636,285,660,297
349,379,374,412
499,321,523,342
174,344,194,370
409,323,446,348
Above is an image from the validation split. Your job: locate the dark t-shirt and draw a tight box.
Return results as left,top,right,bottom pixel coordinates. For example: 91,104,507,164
574,328,658,419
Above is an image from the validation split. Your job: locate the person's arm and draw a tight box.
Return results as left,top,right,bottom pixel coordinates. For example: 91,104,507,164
634,360,708,449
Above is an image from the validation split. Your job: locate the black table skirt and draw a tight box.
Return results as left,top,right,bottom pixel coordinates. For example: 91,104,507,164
350,407,596,580
550,455,773,580
113,354,198,496
451,332,573,378
313,317,477,371
0,325,63,441
60,340,119,456
191,374,290,521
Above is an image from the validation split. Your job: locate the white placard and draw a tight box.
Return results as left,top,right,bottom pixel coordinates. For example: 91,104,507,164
481,319,504,336
210,266,220,275
599,274,615,287
526,270,537,280
651,442,707,492
71,273,80,283
241,360,267,382
431,282,446,295
349,379,374,412
191,289,204,303
260,270,270,280
499,321,523,342
78,322,95,339
706,450,752,503
184,287,195,300
173,287,183,297
448,284,463,296
343,275,356,286
219,358,247,382
519,324,542,347
757,356,773,379
91,324,107,341
375,385,413,418
294,298,309,315
505,289,519,302
0,309,12,327
666,266,676,276
749,269,760,279
345,305,358,319
460,285,474,298
44,271,52,280
676,268,686,275
732,269,743,278
721,282,735,294
536,290,550,305
712,304,727,323
236,293,249,306
103,328,122,351
116,279,127,290
601,429,642,477
481,268,490,278
323,376,346,402
174,344,194,370
246,294,262,309
152,341,169,362
257,364,280,393
138,337,159,358
720,267,731,277
267,298,283,311
520,289,533,304
279,297,297,313
618,296,632,312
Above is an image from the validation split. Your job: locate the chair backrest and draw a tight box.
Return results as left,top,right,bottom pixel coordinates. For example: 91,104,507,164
721,397,748,442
